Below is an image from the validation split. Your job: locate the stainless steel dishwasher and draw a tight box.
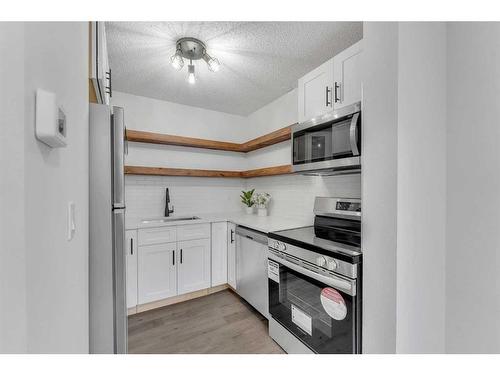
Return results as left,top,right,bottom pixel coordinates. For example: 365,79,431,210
235,226,269,319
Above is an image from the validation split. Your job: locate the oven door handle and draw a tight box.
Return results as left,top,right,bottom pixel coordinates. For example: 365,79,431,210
349,112,360,157
268,252,356,296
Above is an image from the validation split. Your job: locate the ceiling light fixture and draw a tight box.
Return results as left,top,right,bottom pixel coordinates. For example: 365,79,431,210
170,37,220,84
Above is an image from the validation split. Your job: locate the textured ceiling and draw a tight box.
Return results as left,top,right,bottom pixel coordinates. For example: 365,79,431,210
106,22,363,116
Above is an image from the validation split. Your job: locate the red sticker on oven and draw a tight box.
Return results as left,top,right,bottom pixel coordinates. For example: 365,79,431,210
320,288,347,320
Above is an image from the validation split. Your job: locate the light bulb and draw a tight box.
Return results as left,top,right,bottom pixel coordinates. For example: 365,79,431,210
170,49,184,70
203,53,220,72
187,64,196,84
207,57,220,72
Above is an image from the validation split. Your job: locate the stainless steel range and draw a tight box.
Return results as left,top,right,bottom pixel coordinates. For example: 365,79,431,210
267,197,362,354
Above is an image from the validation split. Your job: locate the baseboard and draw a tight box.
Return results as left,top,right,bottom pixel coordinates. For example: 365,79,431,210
131,284,230,315
127,307,137,316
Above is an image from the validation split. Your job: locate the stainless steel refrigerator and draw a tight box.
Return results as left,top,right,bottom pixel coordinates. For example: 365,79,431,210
89,104,127,353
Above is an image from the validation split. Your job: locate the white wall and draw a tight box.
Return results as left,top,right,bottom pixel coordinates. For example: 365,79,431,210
0,22,89,354
445,22,500,353
112,91,248,142
245,89,297,170
23,22,89,353
396,22,447,353
361,22,399,353
0,22,27,353
244,89,298,139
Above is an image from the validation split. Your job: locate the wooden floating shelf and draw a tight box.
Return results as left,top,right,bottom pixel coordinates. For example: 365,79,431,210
126,124,295,153
124,165,293,178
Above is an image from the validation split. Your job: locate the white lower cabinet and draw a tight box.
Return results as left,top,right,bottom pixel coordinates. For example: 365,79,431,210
227,222,237,289
211,222,228,287
135,223,212,307
125,230,138,309
177,238,211,294
138,242,177,304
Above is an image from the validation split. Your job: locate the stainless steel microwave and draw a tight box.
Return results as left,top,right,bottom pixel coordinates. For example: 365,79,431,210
292,102,361,175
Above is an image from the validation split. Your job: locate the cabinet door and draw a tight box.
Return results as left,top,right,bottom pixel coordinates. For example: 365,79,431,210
211,222,228,287
125,230,138,309
177,238,211,295
227,222,237,289
101,22,111,105
138,242,177,304
298,58,334,123
333,40,363,110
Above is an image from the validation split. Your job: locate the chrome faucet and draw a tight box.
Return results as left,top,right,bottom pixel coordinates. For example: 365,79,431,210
165,188,174,217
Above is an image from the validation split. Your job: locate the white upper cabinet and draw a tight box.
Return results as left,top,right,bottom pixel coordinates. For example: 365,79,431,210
125,230,138,309
177,238,211,295
298,58,334,123
211,222,228,287
138,242,177,304
90,22,111,105
298,40,363,123
227,222,237,289
333,40,363,110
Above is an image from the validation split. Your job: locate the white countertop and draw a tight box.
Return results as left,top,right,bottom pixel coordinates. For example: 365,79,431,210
126,211,311,234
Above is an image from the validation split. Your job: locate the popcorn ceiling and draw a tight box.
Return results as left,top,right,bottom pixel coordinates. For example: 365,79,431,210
106,21,362,116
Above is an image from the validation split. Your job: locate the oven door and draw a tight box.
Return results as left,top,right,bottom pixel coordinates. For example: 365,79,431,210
268,251,359,354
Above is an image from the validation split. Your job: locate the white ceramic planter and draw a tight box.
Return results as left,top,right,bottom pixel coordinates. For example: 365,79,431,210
257,208,268,217
245,206,254,215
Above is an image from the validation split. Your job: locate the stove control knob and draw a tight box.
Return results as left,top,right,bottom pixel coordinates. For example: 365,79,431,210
316,256,327,267
327,259,338,271
280,243,287,251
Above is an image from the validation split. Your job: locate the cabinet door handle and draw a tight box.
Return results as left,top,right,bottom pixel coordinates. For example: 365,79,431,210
130,238,133,255
172,250,175,266
230,229,234,243
325,86,332,107
334,82,340,103
105,69,112,97
180,249,183,264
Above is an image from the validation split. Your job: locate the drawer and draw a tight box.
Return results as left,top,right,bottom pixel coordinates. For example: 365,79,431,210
177,223,211,241
138,226,177,246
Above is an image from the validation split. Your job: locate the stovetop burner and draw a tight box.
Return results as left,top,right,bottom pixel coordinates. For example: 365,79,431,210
268,197,362,263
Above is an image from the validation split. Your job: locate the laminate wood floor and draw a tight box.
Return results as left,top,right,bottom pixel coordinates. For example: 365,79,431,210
128,289,285,354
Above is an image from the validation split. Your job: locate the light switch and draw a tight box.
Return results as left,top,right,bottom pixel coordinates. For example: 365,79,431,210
68,202,76,241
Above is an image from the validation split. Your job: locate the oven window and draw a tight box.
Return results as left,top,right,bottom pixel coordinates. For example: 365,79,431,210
293,116,356,165
268,260,358,354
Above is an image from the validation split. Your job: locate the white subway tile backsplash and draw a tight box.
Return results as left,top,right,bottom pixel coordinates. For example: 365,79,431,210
245,174,361,222
125,175,246,219
126,173,361,223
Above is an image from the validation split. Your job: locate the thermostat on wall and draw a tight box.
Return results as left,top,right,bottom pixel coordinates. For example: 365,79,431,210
35,89,67,148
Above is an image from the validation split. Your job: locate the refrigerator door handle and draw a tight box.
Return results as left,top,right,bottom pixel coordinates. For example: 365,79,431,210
112,107,125,208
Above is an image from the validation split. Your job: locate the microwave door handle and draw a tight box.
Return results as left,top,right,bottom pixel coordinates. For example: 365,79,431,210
349,112,360,156
268,252,356,296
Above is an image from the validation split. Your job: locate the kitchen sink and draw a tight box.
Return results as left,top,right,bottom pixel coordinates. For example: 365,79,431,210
141,216,201,224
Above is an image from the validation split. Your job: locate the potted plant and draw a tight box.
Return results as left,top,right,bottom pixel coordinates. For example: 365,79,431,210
240,189,255,214
253,192,271,217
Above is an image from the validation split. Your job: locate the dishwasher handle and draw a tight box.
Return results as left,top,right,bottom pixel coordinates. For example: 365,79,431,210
235,226,267,245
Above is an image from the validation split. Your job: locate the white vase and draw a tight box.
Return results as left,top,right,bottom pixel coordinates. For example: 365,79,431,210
257,208,268,217
245,206,254,215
